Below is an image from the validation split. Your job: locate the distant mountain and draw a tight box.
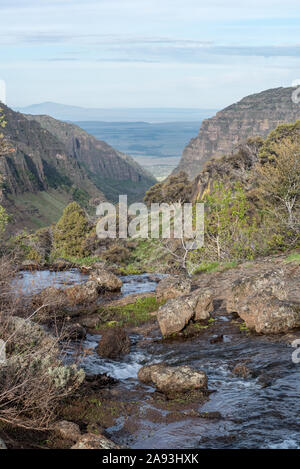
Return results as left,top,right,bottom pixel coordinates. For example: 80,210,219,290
0,105,155,231
174,87,300,179
15,102,216,123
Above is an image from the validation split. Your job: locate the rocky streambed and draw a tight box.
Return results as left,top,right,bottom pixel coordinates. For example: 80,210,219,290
15,258,300,449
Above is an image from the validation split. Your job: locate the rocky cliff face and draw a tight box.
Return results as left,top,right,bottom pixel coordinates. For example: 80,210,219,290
26,114,155,203
175,87,300,179
0,105,155,231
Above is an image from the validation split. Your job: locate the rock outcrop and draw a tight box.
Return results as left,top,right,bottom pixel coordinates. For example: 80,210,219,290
89,269,123,292
175,87,300,179
138,363,208,398
157,289,213,336
156,276,191,301
53,421,81,442
226,268,300,334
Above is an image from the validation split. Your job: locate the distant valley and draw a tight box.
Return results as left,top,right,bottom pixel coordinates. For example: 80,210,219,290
75,121,201,179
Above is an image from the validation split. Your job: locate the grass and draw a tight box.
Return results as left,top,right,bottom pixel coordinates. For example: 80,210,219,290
285,252,300,265
64,256,101,266
96,296,165,328
193,260,238,274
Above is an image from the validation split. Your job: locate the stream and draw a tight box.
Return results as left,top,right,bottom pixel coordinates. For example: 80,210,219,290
18,269,300,449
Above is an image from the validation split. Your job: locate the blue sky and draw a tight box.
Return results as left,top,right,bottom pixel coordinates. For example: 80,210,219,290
1,0,300,108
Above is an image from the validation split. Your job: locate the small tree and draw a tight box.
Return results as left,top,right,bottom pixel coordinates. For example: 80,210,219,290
53,202,90,258
257,138,300,234
200,181,257,261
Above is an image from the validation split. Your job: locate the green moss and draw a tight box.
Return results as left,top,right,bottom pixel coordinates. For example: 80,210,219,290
96,296,165,328
285,252,300,265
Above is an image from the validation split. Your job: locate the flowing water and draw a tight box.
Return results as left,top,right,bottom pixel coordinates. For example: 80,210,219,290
20,270,300,449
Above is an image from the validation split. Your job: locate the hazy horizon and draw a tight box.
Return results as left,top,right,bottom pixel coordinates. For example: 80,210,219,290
1,0,299,109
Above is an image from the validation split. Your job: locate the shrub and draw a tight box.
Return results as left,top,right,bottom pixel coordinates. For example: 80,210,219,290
53,202,90,257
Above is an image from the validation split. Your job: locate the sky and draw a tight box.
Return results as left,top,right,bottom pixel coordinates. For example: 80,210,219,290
0,0,300,109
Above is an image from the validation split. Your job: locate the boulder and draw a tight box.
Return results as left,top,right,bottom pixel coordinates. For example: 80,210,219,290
65,281,100,305
157,289,213,336
226,269,300,334
157,297,194,337
53,420,81,442
237,293,300,334
96,327,130,358
89,269,122,292
226,269,286,314
138,363,208,398
156,276,191,301
71,433,120,449
232,364,254,379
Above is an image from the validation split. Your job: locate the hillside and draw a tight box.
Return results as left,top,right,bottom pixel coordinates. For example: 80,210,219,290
0,105,155,231
26,114,155,203
174,87,300,179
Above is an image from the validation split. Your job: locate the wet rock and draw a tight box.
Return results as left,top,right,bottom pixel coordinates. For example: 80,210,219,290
210,334,224,344
64,323,87,340
71,433,120,449
0,438,7,449
96,327,130,358
157,289,213,337
156,276,191,301
138,363,208,398
65,281,100,305
53,420,81,442
84,373,118,390
89,269,122,292
232,363,254,379
183,409,222,420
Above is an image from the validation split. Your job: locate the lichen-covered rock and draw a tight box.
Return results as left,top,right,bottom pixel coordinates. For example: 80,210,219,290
65,281,100,305
156,276,191,301
138,363,208,398
157,297,194,337
157,289,213,336
226,268,300,334
96,327,130,358
89,269,122,292
193,289,214,321
226,269,287,314
53,420,81,442
237,293,300,334
71,433,120,449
